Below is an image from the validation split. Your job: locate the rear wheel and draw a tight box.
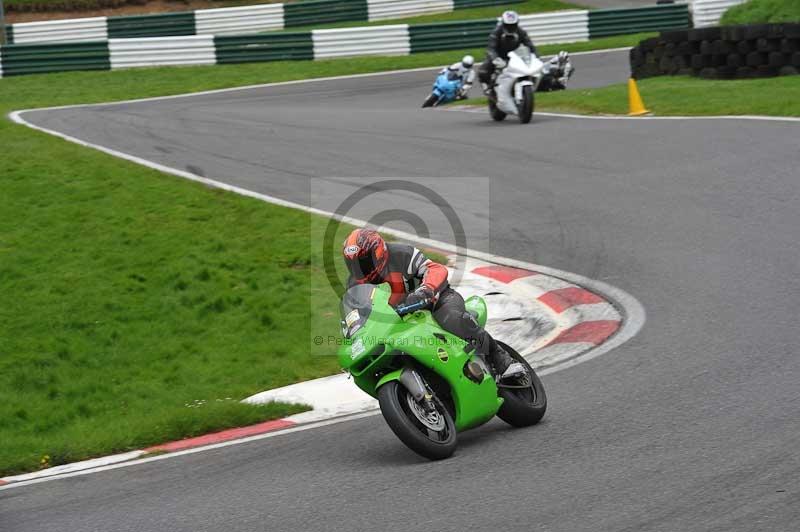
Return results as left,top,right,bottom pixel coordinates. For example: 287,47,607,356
422,93,439,108
378,380,457,460
496,341,547,426
518,85,534,124
488,98,506,121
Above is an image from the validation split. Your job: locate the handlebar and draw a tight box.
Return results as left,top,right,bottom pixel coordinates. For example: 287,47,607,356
395,299,431,317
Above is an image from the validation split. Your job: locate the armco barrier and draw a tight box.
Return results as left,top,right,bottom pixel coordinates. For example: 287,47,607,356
367,0,453,22
109,35,215,68
691,0,746,28
3,25,14,45
312,24,410,58
214,32,314,63
6,0,518,45
0,4,707,78
409,10,590,54
409,19,495,52
588,4,690,39
195,4,285,36
521,10,589,45
107,12,196,39
0,41,109,76
630,24,800,80
11,17,107,44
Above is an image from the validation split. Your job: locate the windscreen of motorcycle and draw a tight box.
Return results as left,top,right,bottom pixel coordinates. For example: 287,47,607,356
514,44,532,64
340,284,374,338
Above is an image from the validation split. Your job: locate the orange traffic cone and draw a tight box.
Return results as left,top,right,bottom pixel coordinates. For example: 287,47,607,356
628,78,650,116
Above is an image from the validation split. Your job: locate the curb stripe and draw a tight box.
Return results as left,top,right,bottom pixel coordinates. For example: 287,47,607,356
0,480,8,486
472,265,538,284
144,418,296,453
549,320,620,345
537,286,605,313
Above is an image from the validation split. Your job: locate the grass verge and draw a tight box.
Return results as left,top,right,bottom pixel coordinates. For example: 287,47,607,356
0,111,336,475
534,75,800,117
460,75,800,117
459,75,800,117
720,0,800,25
0,36,642,476
6,0,280,15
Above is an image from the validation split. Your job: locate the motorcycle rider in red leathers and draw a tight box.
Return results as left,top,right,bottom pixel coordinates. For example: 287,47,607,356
342,228,518,377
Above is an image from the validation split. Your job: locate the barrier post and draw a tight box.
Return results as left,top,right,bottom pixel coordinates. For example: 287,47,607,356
0,0,7,45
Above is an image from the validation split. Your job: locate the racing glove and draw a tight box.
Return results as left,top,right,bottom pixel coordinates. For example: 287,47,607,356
403,286,434,309
492,57,507,69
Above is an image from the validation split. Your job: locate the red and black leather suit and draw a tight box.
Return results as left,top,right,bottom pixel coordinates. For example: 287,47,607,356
343,229,499,360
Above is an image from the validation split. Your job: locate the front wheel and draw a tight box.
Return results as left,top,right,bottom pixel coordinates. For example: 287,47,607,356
378,380,457,460
496,341,547,426
422,93,439,108
517,84,534,124
488,98,506,121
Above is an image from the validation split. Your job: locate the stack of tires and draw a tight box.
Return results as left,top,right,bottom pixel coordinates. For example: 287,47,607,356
630,23,800,79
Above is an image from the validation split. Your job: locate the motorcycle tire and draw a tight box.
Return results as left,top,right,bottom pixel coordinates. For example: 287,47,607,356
378,380,457,460
488,99,506,121
518,85,534,124
495,341,547,427
422,94,439,108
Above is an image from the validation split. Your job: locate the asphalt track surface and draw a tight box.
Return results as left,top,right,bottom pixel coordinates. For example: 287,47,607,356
5,50,800,531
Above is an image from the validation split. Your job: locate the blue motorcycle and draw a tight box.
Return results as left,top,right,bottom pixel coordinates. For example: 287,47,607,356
421,70,463,108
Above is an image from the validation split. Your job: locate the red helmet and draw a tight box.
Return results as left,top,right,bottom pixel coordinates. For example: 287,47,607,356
342,229,388,284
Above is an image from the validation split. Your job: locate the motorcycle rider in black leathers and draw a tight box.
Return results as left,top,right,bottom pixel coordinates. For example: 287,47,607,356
477,10,538,96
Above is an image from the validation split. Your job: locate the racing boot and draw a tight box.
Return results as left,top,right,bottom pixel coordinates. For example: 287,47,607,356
490,344,525,379
481,82,497,102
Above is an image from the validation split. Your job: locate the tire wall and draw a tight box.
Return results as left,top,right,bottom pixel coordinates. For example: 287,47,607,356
630,23,800,80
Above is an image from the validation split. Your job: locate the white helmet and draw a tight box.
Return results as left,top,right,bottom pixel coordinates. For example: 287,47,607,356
501,10,520,30
462,55,475,69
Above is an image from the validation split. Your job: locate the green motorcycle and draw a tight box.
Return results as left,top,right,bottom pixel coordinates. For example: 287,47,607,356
338,283,547,460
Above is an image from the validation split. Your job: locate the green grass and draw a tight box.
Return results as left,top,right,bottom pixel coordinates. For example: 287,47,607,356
0,105,344,474
6,0,576,16
0,36,646,476
5,0,283,14
5,0,126,11
721,0,800,25
281,0,583,33
463,75,800,116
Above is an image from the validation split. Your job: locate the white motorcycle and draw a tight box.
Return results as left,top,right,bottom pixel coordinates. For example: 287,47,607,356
488,45,544,124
